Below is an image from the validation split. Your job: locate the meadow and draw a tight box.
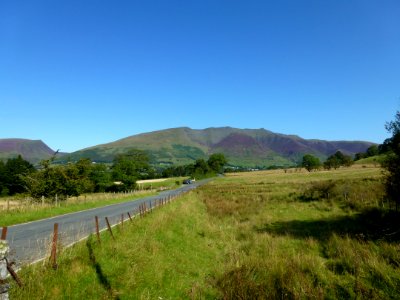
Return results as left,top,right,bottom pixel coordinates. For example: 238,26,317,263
8,165,400,299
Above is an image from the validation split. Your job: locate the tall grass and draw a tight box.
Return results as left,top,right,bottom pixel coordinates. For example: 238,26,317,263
200,166,399,299
9,165,400,299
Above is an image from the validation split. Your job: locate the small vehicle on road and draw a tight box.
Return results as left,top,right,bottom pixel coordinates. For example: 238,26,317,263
182,179,193,184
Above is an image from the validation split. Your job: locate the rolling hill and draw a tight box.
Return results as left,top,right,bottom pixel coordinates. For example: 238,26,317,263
0,139,56,164
56,127,374,167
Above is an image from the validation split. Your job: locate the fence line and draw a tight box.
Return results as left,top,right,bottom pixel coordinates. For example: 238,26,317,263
0,189,156,212
2,192,180,288
0,182,202,295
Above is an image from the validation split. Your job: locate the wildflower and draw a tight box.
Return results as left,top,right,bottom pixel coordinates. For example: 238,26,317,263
0,240,9,259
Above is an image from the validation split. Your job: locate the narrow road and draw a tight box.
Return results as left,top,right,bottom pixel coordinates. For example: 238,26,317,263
5,179,212,266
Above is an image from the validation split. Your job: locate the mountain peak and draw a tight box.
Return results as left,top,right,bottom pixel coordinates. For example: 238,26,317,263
0,138,56,163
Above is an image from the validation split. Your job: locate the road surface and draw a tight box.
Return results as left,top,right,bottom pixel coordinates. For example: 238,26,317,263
5,179,212,266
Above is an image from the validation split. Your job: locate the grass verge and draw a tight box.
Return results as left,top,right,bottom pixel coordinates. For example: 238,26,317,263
10,192,222,299
0,178,184,226
0,191,156,227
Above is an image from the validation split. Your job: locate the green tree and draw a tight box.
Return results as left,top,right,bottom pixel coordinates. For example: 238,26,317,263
324,156,340,170
379,138,392,154
366,145,379,157
26,163,68,200
63,159,95,195
25,158,95,200
111,149,153,191
383,111,400,210
354,152,367,161
207,153,228,173
89,163,111,192
3,155,35,195
0,160,7,196
354,145,379,161
301,154,321,172
324,151,353,170
192,159,211,178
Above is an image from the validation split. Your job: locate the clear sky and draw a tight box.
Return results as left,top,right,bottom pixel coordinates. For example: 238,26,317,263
1,0,399,152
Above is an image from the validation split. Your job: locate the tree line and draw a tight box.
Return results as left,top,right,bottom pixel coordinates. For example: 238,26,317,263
0,151,227,201
301,151,353,172
301,143,391,172
161,153,227,179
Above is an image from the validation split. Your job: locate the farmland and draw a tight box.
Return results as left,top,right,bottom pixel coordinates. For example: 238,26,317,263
8,165,400,299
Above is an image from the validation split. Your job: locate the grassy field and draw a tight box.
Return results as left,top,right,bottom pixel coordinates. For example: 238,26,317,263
8,165,400,299
136,177,185,190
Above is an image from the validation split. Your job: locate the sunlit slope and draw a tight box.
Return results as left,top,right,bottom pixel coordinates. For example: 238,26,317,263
57,127,374,167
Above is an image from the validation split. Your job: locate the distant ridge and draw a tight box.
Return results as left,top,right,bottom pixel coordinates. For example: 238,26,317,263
0,139,56,163
57,127,374,167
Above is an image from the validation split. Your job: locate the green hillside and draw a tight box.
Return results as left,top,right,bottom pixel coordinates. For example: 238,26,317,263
56,127,374,168
354,154,386,165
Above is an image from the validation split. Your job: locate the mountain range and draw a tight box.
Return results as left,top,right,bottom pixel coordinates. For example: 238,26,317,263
0,127,374,167
0,139,56,163
57,127,373,167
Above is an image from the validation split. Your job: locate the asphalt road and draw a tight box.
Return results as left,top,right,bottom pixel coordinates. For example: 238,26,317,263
5,179,212,266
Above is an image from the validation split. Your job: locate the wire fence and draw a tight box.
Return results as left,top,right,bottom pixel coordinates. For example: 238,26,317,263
0,192,183,296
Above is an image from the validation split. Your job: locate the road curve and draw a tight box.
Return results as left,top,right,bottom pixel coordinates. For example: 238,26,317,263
5,179,212,266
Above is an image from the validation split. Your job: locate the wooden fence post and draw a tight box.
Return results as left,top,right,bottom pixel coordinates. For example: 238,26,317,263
6,263,23,287
1,227,23,287
50,223,59,269
1,227,7,241
95,216,101,245
105,217,115,240
127,212,133,222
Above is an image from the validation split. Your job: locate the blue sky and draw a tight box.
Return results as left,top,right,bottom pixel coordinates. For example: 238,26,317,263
1,0,399,152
